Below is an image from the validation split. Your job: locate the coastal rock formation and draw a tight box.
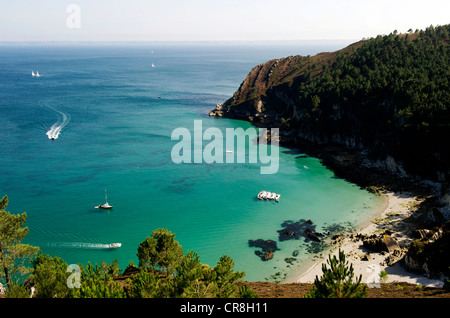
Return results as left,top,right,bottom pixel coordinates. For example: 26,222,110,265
209,103,223,117
211,25,450,183
362,234,401,253
248,239,280,261
277,219,323,243
404,220,450,278
249,219,329,262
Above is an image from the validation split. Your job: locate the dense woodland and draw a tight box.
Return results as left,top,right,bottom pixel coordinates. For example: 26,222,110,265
224,25,450,181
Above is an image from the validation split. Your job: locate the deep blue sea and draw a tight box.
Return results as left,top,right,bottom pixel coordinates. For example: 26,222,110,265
0,42,383,282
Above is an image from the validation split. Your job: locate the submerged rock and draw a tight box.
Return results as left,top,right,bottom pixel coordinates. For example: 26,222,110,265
277,219,323,243
284,257,296,265
248,239,279,261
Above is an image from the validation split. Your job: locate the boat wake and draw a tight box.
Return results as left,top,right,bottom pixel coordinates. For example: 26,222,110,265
45,106,71,140
47,242,118,249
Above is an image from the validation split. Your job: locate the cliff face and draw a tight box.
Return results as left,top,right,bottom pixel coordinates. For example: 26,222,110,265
213,26,450,182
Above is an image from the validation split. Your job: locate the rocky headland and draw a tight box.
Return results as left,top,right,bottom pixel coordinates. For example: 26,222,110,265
210,25,450,284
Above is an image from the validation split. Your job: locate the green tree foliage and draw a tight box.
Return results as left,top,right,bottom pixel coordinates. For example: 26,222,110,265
127,268,164,298
230,25,449,180
306,249,367,298
69,261,125,298
0,195,39,290
211,255,246,298
300,25,450,178
30,253,70,298
130,231,250,298
137,228,184,274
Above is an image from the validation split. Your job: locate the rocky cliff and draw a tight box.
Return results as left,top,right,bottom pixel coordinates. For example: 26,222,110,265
212,25,450,183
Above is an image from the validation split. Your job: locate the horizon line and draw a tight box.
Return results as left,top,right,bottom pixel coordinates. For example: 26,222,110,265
0,38,359,45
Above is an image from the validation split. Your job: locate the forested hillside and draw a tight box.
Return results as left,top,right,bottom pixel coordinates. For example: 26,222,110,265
216,25,450,181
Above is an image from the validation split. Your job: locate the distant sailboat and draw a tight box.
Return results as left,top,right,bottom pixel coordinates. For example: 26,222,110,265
36,71,40,77
152,63,155,68
32,71,36,77
95,189,113,209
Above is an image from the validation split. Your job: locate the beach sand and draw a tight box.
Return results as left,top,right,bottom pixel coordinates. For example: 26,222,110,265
292,191,444,287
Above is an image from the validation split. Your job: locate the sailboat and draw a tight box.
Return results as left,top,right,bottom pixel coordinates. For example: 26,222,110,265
35,71,41,77
32,71,36,77
152,63,155,68
95,189,113,209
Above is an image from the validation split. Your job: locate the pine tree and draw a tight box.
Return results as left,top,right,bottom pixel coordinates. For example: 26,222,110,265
305,249,367,298
0,195,40,290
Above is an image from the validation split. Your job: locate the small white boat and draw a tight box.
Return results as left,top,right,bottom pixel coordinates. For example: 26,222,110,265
109,243,122,248
95,189,113,209
96,202,113,209
36,71,40,77
32,71,36,77
257,191,266,200
152,63,155,68
257,190,281,202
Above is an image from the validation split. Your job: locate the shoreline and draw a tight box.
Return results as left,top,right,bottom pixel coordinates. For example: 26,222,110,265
290,191,444,287
210,107,446,287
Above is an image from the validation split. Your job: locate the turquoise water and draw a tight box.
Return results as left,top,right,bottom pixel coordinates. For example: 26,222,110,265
0,43,382,282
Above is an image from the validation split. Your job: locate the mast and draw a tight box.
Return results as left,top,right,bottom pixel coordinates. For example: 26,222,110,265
105,189,108,203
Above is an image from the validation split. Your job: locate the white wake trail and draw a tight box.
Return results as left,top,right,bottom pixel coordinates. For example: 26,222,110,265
47,242,113,249
45,107,71,140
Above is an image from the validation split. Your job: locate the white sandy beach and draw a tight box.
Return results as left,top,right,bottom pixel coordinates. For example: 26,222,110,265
292,191,444,287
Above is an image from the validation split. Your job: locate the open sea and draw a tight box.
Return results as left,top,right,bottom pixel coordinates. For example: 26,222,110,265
0,41,383,282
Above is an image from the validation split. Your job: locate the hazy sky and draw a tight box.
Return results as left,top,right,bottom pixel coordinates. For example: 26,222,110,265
0,0,449,41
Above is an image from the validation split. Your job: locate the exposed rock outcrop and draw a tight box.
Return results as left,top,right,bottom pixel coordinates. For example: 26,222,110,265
362,234,401,254
404,220,450,278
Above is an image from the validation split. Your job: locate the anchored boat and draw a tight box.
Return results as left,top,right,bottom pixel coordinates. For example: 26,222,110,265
257,190,280,202
95,189,113,209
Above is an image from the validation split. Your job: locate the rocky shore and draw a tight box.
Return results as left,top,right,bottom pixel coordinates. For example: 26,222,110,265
210,101,450,287
293,191,448,287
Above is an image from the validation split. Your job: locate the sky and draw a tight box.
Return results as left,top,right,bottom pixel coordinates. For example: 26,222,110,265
0,0,449,42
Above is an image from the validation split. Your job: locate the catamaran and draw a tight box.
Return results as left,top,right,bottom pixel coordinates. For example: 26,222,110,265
95,189,113,209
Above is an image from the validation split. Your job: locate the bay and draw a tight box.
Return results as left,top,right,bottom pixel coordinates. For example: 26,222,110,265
0,42,382,282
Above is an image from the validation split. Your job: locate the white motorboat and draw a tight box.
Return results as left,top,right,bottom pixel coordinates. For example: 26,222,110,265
109,243,122,248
